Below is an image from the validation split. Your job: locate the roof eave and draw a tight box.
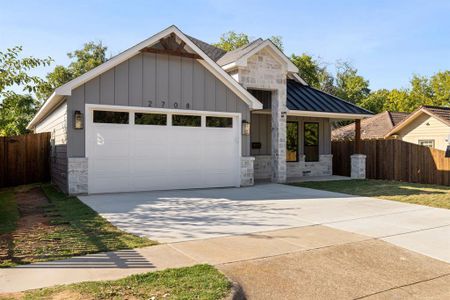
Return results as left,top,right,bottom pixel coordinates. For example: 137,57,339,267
28,25,263,126
287,109,372,120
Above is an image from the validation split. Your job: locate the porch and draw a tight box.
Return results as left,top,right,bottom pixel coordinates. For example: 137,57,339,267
241,80,372,185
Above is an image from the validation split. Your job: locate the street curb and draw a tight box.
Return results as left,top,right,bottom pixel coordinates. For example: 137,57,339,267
224,281,246,300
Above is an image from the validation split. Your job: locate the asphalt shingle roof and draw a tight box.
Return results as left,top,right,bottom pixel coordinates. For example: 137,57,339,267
186,35,227,62
332,111,409,140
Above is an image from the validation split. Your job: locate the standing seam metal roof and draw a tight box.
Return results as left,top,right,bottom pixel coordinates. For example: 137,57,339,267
287,80,373,115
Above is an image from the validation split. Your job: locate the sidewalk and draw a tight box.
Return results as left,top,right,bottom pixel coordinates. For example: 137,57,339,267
1,225,449,297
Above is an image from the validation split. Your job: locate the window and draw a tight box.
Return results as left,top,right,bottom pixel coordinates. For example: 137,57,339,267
206,116,233,128
286,122,299,162
135,113,167,125
93,110,129,124
172,115,201,127
418,139,435,148
304,122,319,162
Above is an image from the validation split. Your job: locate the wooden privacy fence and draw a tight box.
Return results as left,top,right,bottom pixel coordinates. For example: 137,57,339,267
0,132,51,188
332,139,450,186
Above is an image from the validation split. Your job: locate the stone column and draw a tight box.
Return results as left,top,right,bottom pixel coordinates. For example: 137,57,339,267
351,154,366,179
271,89,287,183
240,156,255,186
68,157,88,194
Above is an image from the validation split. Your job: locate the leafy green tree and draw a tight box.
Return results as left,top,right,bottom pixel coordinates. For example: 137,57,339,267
290,53,334,92
383,89,412,112
359,89,389,113
214,31,284,52
0,46,52,99
334,61,370,104
37,41,107,100
213,31,250,52
269,35,284,51
0,94,38,136
430,71,450,106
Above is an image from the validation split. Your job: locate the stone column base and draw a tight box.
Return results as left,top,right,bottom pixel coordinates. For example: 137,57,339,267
351,154,366,179
241,156,255,186
68,157,88,195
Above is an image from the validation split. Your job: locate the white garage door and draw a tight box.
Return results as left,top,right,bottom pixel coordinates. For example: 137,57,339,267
86,106,241,194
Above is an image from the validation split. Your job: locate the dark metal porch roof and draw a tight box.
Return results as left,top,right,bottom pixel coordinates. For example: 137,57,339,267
287,79,373,116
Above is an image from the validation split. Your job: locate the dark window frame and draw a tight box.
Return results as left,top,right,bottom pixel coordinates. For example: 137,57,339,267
134,112,167,126
206,116,233,128
172,114,202,127
93,110,129,124
304,122,320,162
286,121,299,162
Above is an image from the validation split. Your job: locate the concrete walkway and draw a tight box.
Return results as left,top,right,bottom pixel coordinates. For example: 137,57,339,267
1,225,449,298
79,184,450,263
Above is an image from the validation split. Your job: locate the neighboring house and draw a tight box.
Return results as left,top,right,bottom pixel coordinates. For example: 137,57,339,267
332,111,409,140
385,106,450,151
28,25,372,195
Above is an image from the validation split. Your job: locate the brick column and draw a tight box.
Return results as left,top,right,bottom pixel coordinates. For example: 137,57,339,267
271,89,287,183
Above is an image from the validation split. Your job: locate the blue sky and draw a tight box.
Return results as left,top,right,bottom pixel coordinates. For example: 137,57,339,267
1,0,449,90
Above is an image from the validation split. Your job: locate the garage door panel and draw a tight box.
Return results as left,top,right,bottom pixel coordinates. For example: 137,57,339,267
87,108,239,194
130,158,168,172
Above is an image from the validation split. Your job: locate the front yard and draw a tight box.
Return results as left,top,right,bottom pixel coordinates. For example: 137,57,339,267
294,179,450,209
0,264,231,300
0,184,156,267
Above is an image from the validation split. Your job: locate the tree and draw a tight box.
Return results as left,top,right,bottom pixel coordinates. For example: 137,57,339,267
269,35,284,51
0,94,38,136
0,46,52,99
213,31,250,52
430,71,450,106
335,61,370,104
290,53,334,93
37,41,107,100
214,31,284,52
359,89,390,113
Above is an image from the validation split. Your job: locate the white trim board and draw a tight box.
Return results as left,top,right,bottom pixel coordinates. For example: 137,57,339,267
28,25,262,129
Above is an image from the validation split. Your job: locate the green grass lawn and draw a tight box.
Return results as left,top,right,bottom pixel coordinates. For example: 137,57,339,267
1,265,230,300
0,184,156,267
0,188,19,234
294,179,450,209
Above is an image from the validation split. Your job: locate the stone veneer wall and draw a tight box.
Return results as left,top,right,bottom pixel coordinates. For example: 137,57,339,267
235,48,287,183
254,154,332,179
68,157,88,194
240,156,255,186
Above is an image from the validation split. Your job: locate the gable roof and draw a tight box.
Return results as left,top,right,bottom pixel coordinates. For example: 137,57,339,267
186,35,227,62
286,79,373,119
332,111,409,140
216,38,264,66
28,25,263,129
385,105,450,138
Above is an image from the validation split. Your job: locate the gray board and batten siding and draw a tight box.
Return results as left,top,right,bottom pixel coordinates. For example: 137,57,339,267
250,114,331,156
67,52,251,158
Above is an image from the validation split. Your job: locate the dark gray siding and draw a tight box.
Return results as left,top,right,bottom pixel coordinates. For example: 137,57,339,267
67,53,251,157
250,114,331,156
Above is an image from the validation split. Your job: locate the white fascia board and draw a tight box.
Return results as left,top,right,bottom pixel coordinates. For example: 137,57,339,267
237,40,298,73
287,109,371,120
291,73,308,85
27,93,64,129
384,110,421,138
30,25,263,127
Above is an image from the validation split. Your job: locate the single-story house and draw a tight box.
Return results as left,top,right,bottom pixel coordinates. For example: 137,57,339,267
332,111,409,140
385,105,450,151
27,25,372,195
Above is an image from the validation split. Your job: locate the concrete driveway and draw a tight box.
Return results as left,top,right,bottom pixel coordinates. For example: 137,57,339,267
79,183,450,263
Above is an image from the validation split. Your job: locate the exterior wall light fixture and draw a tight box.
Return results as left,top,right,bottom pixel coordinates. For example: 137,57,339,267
74,110,84,129
242,120,250,136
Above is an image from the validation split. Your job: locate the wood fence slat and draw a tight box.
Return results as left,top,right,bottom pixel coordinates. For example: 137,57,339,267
332,139,450,186
0,133,51,188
